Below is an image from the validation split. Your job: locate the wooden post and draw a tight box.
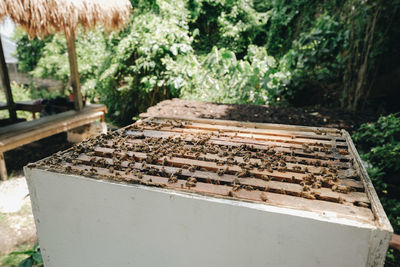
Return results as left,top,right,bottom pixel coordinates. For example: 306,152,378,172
66,32,83,111
0,37,17,121
0,152,7,180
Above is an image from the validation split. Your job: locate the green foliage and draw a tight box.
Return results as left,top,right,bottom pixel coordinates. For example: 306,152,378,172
96,0,193,124
31,30,110,98
353,114,400,264
353,114,400,182
165,45,289,105
14,29,50,73
0,82,31,120
14,0,400,124
1,243,44,267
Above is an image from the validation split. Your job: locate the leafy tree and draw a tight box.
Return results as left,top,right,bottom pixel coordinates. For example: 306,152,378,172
96,0,193,124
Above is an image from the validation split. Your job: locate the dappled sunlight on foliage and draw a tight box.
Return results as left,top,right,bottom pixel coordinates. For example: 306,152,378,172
14,0,400,123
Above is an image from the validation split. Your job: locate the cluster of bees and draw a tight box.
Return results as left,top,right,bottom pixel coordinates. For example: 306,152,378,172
31,119,360,205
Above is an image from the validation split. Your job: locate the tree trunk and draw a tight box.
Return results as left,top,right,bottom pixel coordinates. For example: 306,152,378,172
341,0,382,111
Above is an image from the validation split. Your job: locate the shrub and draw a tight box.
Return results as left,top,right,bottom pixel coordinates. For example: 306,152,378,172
96,0,193,125
165,45,290,105
353,114,400,265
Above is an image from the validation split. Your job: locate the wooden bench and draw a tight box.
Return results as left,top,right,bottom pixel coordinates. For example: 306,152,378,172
0,100,45,119
0,104,107,180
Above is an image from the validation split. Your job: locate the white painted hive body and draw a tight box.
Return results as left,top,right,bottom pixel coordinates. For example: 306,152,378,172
25,117,393,267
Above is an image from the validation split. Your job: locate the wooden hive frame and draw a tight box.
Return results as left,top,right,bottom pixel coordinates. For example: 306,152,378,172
31,116,390,222
28,116,393,266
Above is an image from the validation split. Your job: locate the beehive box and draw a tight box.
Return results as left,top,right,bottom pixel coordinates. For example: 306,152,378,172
25,117,392,267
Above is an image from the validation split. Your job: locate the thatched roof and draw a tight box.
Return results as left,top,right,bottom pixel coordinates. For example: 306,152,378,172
0,0,132,38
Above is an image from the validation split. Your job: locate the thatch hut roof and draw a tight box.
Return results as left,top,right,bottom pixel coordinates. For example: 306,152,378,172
0,0,132,38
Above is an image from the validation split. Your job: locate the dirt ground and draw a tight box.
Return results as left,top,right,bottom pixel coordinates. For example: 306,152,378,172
0,133,73,260
0,176,36,258
140,98,379,133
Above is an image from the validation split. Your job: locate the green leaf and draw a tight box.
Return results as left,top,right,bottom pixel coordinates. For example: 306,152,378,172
32,251,44,264
17,257,34,267
10,250,35,256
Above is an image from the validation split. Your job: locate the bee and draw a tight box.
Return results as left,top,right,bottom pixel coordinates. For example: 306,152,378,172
188,165,196,172
260,192,268,202
302,192,316,200
261,175,271,181
168,176,178,184
185,177,197,188
137,172,143,179
292,165,302,171
162,158,169,166
319,168,327,175
232,185,240,191
302,185,311,191
237,170,250,178
354,201,369,208
243,185,253,191
182,164,189,169
338,197,345,204
336,185,351,194
227,190,234,197
312,182,322,189
278,167,287,173
160,166,166,174
109,166,114,173
217,169,224,176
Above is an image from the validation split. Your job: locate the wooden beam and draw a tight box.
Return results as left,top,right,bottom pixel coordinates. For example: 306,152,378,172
0,152,7,180
66,32,83,111
0,37,17,121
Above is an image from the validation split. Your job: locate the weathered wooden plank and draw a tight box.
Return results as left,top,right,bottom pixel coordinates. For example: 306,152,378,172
146,118,347,141
0,152,7,181
144,116,344,135
344,130,392,232
0,105,106,137
0,109,104,153
154,126,348,149
66,32,83,111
